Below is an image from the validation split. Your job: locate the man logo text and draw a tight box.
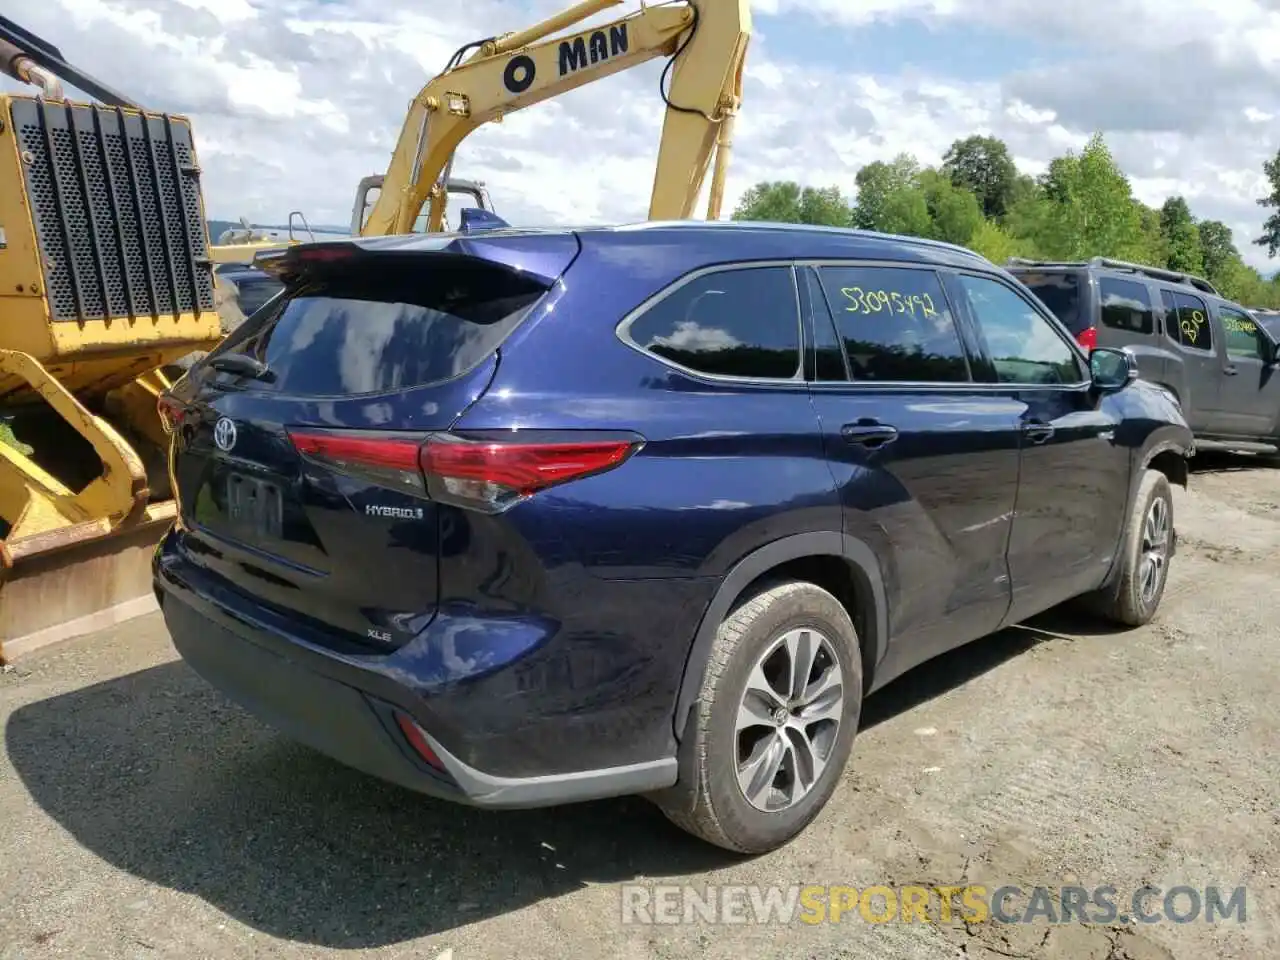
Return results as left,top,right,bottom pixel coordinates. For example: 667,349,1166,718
558,24,629,76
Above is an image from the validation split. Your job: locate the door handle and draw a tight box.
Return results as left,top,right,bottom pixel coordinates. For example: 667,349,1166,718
1224,365,1239,376
841,421,899,449
1022,420,1055,444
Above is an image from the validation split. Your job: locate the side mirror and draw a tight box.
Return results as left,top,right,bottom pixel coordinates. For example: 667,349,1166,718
1090,347,1138,392
1264,334,1280,366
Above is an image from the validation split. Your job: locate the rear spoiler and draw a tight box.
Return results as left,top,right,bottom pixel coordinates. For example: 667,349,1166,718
252,231,580,288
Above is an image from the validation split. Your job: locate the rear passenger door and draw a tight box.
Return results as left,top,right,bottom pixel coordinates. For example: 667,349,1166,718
1210,303,1280,438
1159,288,1219,432
949,271,1129,623
802,262,1023,675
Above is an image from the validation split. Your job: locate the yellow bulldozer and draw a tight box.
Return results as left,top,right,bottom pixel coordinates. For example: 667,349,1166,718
0,16,285,659
0,0,750,661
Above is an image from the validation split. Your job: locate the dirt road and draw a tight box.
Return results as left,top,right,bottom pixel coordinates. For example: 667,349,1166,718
2,453,1278,960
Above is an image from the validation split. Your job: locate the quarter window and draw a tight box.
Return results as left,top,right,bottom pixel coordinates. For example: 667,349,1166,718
624,267,801,379
955,274,1084,385
1161,290,1213,352
815,265,970,382
1099,277,1154,335
1219,306,1263,360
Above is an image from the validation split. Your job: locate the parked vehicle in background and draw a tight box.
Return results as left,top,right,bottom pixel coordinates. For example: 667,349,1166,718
155,223,1192,854
1009,257,1280,449
1249,307,1280,334
213,263,285,326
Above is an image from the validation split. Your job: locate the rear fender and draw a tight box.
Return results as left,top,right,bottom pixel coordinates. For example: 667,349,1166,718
671,532,888,742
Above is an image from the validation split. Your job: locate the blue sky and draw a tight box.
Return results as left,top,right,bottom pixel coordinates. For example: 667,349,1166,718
4,0,1280,270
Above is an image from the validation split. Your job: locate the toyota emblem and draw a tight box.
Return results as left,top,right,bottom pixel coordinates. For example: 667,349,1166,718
213,417,237,452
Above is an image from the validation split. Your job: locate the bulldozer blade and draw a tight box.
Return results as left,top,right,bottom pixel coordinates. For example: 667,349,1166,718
0,502,175,663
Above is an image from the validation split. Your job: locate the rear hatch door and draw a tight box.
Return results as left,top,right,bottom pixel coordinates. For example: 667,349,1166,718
167,234,578,650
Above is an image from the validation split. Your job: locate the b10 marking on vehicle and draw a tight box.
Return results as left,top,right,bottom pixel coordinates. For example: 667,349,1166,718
365,504,426,520
559,24,629,76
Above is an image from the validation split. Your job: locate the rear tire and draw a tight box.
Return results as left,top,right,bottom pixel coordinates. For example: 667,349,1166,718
654,580,863,854
1082,469,1173,627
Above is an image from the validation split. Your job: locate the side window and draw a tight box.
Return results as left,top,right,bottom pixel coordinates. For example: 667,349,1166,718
1099,277,1154,334
1162,289,1213,352
815,265,970,382
1219,306,1263,360
623,267,801,379
955,274,1084,385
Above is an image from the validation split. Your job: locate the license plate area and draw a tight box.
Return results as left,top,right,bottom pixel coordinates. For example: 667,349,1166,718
226,472,283,539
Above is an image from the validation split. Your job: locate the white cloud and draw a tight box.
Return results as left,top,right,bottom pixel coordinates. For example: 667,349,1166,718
3,0,1280,271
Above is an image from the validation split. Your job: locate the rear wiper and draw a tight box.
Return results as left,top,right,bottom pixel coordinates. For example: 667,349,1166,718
209,353,276,382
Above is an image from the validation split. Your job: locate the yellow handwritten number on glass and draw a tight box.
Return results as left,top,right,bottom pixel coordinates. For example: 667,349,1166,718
842,287,939,318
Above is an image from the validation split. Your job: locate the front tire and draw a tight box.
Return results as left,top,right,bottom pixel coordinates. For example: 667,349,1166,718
654,580,863,854
1084,468,1174,626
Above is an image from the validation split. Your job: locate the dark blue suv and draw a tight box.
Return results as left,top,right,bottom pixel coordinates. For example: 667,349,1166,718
153,222,1193,853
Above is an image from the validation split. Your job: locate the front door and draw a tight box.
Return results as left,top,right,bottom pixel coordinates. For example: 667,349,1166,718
801,263,1022,676
948,271,1130,623
1210,304,1280,439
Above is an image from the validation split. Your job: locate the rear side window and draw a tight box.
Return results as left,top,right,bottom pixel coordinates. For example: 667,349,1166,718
623,266,801,379
212,257,546,396
1017,272,1083,333
1099,277,1154,334
815,265,970,382
1162,289,1213,352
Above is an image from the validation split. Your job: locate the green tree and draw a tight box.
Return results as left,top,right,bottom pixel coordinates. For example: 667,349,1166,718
798,185,854,226
1038,134,1145,260
967,219,1032,264
732,181,803,222
919,169,984,246
732,181,852,226
1135,203,1169,268
1198,220,1238,285
878,185,933,238
942,135,1019,219
1159,196,1204,274
852,154,920,230
1255,149,1280,258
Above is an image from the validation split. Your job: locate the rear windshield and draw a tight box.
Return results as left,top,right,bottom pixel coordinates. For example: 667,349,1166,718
207,256,547,396
1016,272,1084,333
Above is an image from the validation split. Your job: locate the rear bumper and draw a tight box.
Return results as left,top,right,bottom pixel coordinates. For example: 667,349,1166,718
154,541,679,810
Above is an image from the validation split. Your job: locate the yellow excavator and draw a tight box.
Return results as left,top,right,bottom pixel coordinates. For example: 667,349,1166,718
0,0,750,662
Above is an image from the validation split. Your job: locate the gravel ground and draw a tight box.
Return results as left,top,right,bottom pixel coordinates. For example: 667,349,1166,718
2,452,1278,960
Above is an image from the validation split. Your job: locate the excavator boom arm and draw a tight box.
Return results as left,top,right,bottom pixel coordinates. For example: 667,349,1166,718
364,0,751,236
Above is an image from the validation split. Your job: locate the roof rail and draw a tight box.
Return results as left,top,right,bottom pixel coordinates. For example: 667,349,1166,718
1007,256,1220,297
1089,257,1220,297
1006,256,1089,269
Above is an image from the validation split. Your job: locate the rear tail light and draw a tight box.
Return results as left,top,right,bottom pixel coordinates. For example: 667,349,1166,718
286,429,640,513
419,435,637,512
289,431,426,494
1076,326,1098,351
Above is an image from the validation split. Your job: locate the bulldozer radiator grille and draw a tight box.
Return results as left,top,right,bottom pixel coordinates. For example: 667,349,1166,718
12,99,215,322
